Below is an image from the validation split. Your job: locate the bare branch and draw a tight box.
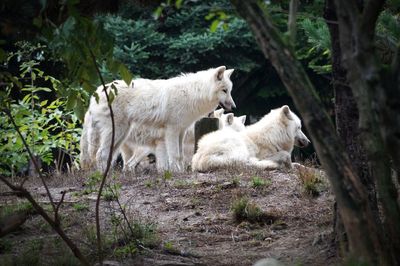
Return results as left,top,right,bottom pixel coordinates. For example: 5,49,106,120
88,47,116,266
0,175,90,265
55,191,67,224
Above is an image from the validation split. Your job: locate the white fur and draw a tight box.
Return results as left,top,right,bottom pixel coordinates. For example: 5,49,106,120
121,110,246,172
191,105,310,172
80,66,236,172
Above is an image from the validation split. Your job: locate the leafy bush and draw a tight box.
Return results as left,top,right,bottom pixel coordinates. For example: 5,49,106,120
0,50,81,176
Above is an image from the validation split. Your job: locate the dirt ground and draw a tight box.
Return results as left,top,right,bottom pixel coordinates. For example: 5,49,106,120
0,166,338,266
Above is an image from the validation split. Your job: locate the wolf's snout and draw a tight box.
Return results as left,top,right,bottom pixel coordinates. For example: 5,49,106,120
298,138,310,148
220,99,236,111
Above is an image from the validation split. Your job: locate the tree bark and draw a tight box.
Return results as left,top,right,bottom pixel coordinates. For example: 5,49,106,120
229,0,388,264
324,0,380,255
334,1,400,263
194,118,220,153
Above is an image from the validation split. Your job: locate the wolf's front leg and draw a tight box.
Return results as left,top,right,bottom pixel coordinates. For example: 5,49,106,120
155,141,168,171
177,130,186,170
164,127,182,172
124,146,152,172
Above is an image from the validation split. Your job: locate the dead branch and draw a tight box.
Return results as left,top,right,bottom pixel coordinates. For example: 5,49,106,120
0,175,90,265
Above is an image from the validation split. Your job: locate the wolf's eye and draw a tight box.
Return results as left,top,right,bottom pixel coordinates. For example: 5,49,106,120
222,89,227,93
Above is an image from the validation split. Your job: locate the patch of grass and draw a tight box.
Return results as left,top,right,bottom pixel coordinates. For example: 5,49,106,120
15,239,43,266
163,170,173,181
72,202,89,212
0,201,33,219
110,216,160,258
0,238,12,253
81,171,102,195
130,220,159,248
144,180,153,188
114,242,138,258
297,166,322,197
250,176,271,188
173,179,189,188
231,197,276,224
232,176,241,187
163,241,181,255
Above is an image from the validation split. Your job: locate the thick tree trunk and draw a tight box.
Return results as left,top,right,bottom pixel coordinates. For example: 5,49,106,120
334,1,400,264
324,0,380,256
229,1,388,264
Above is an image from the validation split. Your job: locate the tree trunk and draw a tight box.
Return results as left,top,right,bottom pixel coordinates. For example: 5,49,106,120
324,0,380,256
333,1,400,264
194,117,219,153
229,0,388,264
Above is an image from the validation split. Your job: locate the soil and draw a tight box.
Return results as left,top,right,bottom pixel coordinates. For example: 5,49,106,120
0,166,338,266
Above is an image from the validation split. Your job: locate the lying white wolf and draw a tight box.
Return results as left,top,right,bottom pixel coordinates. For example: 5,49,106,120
120,109,247,171
81,66,236,172
191,105,310,172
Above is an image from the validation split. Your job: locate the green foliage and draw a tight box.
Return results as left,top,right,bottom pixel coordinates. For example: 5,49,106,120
250,176,271,188
231,196,264,223
81,171,103,195
103,181,122,201
0,49,81,176
99,1,262,79
376,11,400,63
41,5,133,119
297,17,331,74
0,201,33,220
297,166,322,197
72,202,89,212
163,170,173,181
111,217,160,258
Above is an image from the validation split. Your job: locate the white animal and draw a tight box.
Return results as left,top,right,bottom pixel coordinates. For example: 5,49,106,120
191,105,310,172
80,66,236,172
121,110,246,171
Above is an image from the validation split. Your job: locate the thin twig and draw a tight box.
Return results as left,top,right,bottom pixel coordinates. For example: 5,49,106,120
88,47,116,266
110,185,136,238
55,191,67,224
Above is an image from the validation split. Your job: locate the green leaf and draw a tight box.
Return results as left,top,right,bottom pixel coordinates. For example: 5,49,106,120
108,90,115,105
66,94,77,109
153,6,163,19
210,20,220,33
175,0,183,9
74,98,85,121
119,64,133,86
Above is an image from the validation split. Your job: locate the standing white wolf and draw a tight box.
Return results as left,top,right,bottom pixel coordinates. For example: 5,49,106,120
191,105,310,172
81,66,236,172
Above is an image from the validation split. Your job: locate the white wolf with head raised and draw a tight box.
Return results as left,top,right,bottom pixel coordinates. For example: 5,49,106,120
80,66,236,172
191,105,310,172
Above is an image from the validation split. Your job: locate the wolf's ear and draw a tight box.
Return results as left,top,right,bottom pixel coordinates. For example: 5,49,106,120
225,69,234,79
225,113,234,125
281,105,293,120
215,66,226,81
211,108,224,118
238,115,246,125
